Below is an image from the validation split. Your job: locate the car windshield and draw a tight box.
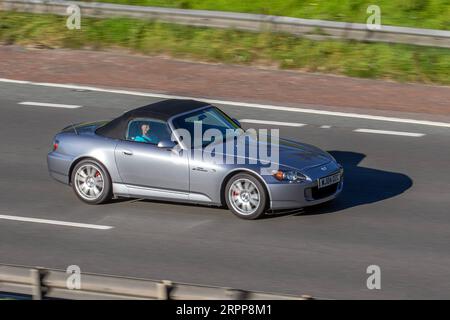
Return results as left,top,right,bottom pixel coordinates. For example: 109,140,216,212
171,107,241,148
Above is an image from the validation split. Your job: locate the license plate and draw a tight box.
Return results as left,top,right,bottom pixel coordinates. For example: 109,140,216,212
318,173,341,189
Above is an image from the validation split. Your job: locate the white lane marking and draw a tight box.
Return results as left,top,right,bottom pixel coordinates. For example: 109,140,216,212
19,101,82,109
353,128,425,137
239,119,306,127
0,79,29,84
1,78,449,128
0,214,113,230
320,125,332,129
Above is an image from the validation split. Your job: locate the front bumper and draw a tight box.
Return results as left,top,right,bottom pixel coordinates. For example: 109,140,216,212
266,162,344,210
268,179,343,210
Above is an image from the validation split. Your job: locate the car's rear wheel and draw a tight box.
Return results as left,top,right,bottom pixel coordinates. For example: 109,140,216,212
225,173,267,220
71,159,112,204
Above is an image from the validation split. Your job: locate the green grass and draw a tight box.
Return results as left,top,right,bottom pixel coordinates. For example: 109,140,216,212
0,12,449,84
86,0,450,30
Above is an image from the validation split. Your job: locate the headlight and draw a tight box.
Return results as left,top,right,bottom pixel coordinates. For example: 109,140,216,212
272,170,307,182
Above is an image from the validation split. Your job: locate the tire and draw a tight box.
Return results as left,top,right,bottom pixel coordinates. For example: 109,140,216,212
224,173,268,220
71,159,112,205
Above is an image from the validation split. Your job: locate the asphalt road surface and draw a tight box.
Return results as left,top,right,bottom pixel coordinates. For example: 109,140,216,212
0,81,449,299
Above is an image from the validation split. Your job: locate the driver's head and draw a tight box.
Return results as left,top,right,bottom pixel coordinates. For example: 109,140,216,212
141,124,150,135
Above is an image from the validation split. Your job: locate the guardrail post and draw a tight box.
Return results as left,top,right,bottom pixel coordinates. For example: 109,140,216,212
156,280,172,300
30,268,46,300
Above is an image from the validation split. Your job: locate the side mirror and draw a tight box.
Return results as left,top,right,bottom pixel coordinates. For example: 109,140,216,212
232,118,241,127
157,139,177,149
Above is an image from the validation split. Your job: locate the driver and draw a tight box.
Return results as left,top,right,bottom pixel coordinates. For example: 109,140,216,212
135,123,158,144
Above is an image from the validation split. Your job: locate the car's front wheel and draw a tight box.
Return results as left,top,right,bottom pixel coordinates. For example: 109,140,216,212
225,173,267,220
71,159,112,204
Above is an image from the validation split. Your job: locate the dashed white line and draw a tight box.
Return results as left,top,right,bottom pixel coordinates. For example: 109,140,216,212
320,125,332,129
18,101,82,109
0,214,113,230
1,78,449,128
239,119,306,127
353,128,425,137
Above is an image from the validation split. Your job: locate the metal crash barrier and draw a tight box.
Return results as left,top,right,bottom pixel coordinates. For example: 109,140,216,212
1,0,449,48
0,264,313,300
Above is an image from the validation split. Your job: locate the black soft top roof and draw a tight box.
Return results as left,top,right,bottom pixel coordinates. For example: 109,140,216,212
96,99,210,139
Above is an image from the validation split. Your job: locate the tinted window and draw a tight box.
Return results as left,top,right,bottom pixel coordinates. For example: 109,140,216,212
126,119,172,145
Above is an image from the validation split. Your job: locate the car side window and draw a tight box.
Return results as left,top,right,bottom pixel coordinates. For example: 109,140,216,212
126,118,172,145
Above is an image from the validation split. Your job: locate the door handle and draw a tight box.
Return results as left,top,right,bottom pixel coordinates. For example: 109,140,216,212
122,150,133,156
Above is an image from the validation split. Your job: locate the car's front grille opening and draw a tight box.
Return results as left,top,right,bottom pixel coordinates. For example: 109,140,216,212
307,182,339,200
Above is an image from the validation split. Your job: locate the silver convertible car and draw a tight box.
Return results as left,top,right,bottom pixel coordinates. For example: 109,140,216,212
47,99,343,219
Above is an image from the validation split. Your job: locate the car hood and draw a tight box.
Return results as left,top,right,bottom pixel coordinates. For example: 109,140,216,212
272,138,333,170
207,136,333,171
